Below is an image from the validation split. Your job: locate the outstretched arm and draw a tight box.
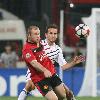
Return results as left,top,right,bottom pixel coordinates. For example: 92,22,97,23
61,55,85,70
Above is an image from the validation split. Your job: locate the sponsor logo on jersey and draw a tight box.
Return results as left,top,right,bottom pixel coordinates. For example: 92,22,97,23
26,53,31,58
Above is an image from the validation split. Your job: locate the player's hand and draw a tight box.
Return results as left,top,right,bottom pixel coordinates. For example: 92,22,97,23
44,69,52,78
73,55,85,64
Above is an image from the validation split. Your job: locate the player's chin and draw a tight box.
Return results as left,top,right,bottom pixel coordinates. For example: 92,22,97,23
50,40,55,43
51,39,56,42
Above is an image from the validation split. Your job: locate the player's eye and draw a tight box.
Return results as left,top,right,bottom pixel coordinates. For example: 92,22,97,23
34,33,40,35
49,32,53,34
49,32,57,35
54,33,57,35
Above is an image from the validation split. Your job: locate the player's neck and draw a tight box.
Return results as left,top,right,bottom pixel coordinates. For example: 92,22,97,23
37,43,39,47
27,40,39,47
47,39,54,46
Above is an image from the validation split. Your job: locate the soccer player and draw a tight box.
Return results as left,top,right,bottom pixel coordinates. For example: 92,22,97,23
18,24,84,100
21,25,67,100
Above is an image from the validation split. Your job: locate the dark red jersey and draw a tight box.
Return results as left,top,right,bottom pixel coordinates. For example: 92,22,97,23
22,42,56,83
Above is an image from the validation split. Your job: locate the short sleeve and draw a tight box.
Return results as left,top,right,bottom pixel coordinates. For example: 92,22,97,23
22,49,36,63
57,47,67,66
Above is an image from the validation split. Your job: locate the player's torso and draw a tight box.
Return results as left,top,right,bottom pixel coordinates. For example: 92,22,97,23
41,39,60,64
23,42,56,75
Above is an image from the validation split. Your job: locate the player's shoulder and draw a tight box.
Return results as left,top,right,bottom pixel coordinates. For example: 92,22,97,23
55,44,61,50
23,43,29,50
22,42,33,51
55,44,63,53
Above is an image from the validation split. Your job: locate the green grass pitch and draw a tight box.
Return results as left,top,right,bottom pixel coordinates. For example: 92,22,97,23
0,96,100,100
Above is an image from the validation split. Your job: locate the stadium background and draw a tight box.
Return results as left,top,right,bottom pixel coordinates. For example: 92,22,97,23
0,0,100,100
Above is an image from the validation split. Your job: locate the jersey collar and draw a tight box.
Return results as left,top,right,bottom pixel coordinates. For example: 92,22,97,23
45,39,56,47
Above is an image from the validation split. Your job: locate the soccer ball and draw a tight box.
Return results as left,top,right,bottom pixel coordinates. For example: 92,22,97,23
75,24,90,39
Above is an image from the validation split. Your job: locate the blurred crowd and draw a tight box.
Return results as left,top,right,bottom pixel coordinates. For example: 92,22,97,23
0,43,19,68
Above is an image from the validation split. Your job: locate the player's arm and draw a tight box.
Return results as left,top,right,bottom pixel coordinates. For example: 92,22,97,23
30,60,51,75
61,58,78,70
62,55,85,70
23,49,52,77
30,60,52,78
57,47,85,70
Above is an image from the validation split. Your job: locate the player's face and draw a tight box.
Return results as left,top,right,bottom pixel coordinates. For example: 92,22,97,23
5,45,12,53
46,28,58,43
29,28,40,43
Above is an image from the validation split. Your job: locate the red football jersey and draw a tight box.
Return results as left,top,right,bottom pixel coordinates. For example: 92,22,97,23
22,42,56,83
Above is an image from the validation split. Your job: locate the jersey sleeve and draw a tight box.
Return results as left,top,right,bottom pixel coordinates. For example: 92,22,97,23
57,47,67,66
22,49,36,63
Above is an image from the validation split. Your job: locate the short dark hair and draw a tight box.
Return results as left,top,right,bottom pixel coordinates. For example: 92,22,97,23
45,24,58,33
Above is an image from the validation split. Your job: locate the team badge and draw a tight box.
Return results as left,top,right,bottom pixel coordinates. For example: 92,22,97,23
26,53,31,58
43,85,48,90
